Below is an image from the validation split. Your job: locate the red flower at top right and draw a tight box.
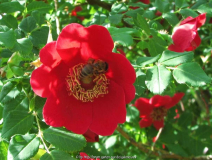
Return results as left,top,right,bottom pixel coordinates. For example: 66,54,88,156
168,13,206,52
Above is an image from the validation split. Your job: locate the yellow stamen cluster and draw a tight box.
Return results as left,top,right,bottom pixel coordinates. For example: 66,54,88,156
66,64,109,102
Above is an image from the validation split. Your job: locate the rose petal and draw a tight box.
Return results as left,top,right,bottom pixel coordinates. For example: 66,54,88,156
106,53,136,85
80,25,114,59
139,117,153,128
89,81,126,136
150,95,172,107
39,41,61,68
30,65,52,98
57,23,87,50
122,84,135,104
168,26,195,52
165,92,184,109
134,98,153,117
43,84,92,134
196,13,206,28
83,129,99,142
185,33,201,51
153,120,164,130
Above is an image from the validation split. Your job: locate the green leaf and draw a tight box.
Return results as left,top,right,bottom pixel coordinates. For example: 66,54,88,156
145,65,172,94
162,13,179,26
27,1,53,13
19,17,37,33
195,125,212,139
179,9,198,18
148,38,165,56
0,49,13,58
3,92,29,119
1,110,34,138
134,13,150,35
136,54,160,66
108,14,123,24
134,70,146,95
40,150,76,160
191,0,207,9
32,11,45,26
0,140,9,160
158,50,194,66
166,144,188,157
111,3,127,13
197,3,212,16
9,65,24,76
16,38,33,57
43,127,86,152
29,26,49,48
154,0,170,13
0,81,16,102
150,29,167,46
0,25,9,32
137,41,148,50
125,8,144,18
108,27,137,46
175,0,185,8
7,134,40,160
0,1,24,13
105,135,117,149
143,10,155,19
91,12,107,25
173,62,211,87
1,15,18,29
0,30,16,48
178,112,193,129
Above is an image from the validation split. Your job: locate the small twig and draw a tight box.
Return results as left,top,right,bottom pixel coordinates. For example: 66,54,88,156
180,100,185,111
54,0,60,35
151,128,163,150
34,112,50,154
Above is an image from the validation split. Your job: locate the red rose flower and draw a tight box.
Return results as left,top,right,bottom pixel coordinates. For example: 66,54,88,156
71,6,84,21
80,152,100,160
168,13,206,52
30,23,136,136
134,93,184,130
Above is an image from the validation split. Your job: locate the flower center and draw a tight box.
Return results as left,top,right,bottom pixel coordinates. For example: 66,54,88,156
66,59,109,102
150,107,168,121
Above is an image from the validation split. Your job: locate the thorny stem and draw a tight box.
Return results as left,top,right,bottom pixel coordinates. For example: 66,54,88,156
54,0,60,35
34,112,50,154
151,128,163,150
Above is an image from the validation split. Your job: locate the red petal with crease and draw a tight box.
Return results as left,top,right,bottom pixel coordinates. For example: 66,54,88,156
150,95,172,107
153,120,164,130
185,33,201,51
139,117,153,128
57,23,86,50
39,41,61,68
134,98,153,117
43,84,92,134
83,129,99,142
165,93,184,109
89,81,126,136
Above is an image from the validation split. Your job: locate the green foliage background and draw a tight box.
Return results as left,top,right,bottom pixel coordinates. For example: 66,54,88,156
0,0,212,160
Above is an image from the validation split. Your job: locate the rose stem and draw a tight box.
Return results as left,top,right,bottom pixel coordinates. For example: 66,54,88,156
34,111,50,154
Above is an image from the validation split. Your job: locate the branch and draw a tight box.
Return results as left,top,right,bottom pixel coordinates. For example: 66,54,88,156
87,0,112,11
116,126,185,159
